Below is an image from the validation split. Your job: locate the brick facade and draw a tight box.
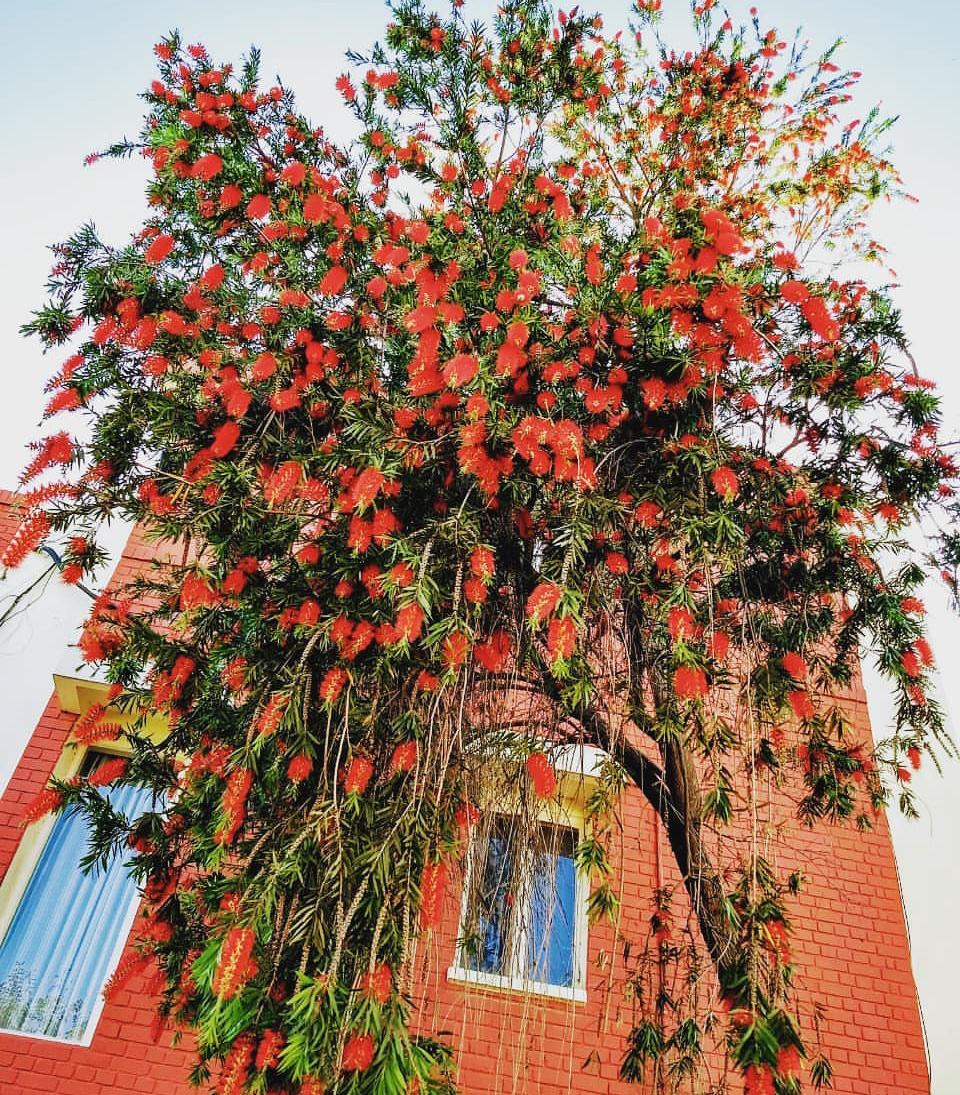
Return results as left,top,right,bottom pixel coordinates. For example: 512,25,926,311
0,508,928,1094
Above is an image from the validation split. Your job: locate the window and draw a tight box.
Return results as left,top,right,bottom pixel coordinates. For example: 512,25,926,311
0,752,153,1044
450,814,587,1001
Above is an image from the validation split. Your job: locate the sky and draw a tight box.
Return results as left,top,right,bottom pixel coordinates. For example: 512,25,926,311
0,0,958,1088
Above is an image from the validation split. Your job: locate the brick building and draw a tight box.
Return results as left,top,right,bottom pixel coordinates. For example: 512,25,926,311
0,496,930,1094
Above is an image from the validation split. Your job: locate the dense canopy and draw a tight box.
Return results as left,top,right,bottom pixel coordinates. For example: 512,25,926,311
6,1,957,1092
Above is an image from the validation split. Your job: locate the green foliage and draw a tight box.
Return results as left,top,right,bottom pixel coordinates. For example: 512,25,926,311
8,2,956,1093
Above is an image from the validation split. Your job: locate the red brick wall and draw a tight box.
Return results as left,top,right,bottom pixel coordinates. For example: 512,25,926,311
417,673,929,1094
0,518,929,1094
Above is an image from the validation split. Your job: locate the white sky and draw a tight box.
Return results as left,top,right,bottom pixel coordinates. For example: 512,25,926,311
0,0,957,1088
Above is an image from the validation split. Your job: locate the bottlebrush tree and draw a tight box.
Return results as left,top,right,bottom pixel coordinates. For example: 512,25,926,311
8,1,958,1092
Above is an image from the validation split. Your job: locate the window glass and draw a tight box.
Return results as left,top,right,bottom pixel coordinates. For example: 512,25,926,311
0,755,153,1043
461,817,578,989
527,825,576,988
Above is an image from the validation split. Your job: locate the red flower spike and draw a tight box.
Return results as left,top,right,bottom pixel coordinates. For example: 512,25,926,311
343,756,373,795
781,652,808,679
144,234,175,264
359,962,392,1004
254,1029,285,1072
710,466,739,500
388,741,417,776
788,690,815,721
342,1033,375,1072
547,616,576,661
212,928,257,999
673,665,709,699
525,581,562,625
526,752,557,799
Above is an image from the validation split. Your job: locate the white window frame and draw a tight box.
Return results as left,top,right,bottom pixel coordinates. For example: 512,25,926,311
446,743,609,1004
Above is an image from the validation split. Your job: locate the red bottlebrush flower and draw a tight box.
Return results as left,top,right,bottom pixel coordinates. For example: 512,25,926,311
254,1028,285,1071
303,193,332,223
900,651,921,678
641,377,668,410
287,754,313,782
264,461,303,506
441,631,469,667
710,465,739,500
20,430,76,483
221,656,248,692
217,1033,256,1095
359,962,392,1004
420,861,447,928
251,351,277,381
394,603,425,643
180,572,221,611
201,263,226,289
605,551,629,574
668,606,698,641
299,1077,326,1095
743,1064,775,1095
219,183,243,209
442,353,478,388
192,153,223,180
335,74,356,100
256,693,289,736
415,670,438,692
86,757,128,787
280,161,306,186
635,501,662,528
707,631,730,660
43,387,83,417
212,928,258,999
144,233,175,264
342,1033,375,1072
788,690,815,721
673,665,708,699
525,581,563,625
319,264,348,296
781,652,808,679
474,630,510,672
526,752,557,799
547,616,576,661
349,466,386,511
801,296,839,342
210,421,240,457
915,637,934,667
780,279,809,305
464,578,487,604
388,741,417,776
246,194,271,220
343,756,373,795
21,786,63,826
776,1044,801,1077
907,746,922,770
470,545,495,580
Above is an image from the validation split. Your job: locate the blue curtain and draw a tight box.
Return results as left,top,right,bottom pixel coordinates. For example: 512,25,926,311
0,777,153,1043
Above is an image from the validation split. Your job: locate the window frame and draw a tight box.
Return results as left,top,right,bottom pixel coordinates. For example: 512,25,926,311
447,804,589,1003
446,743,608,1004
0,676,166,1045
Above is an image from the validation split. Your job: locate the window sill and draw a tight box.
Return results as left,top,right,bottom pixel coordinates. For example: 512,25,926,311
446,965,586,1003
